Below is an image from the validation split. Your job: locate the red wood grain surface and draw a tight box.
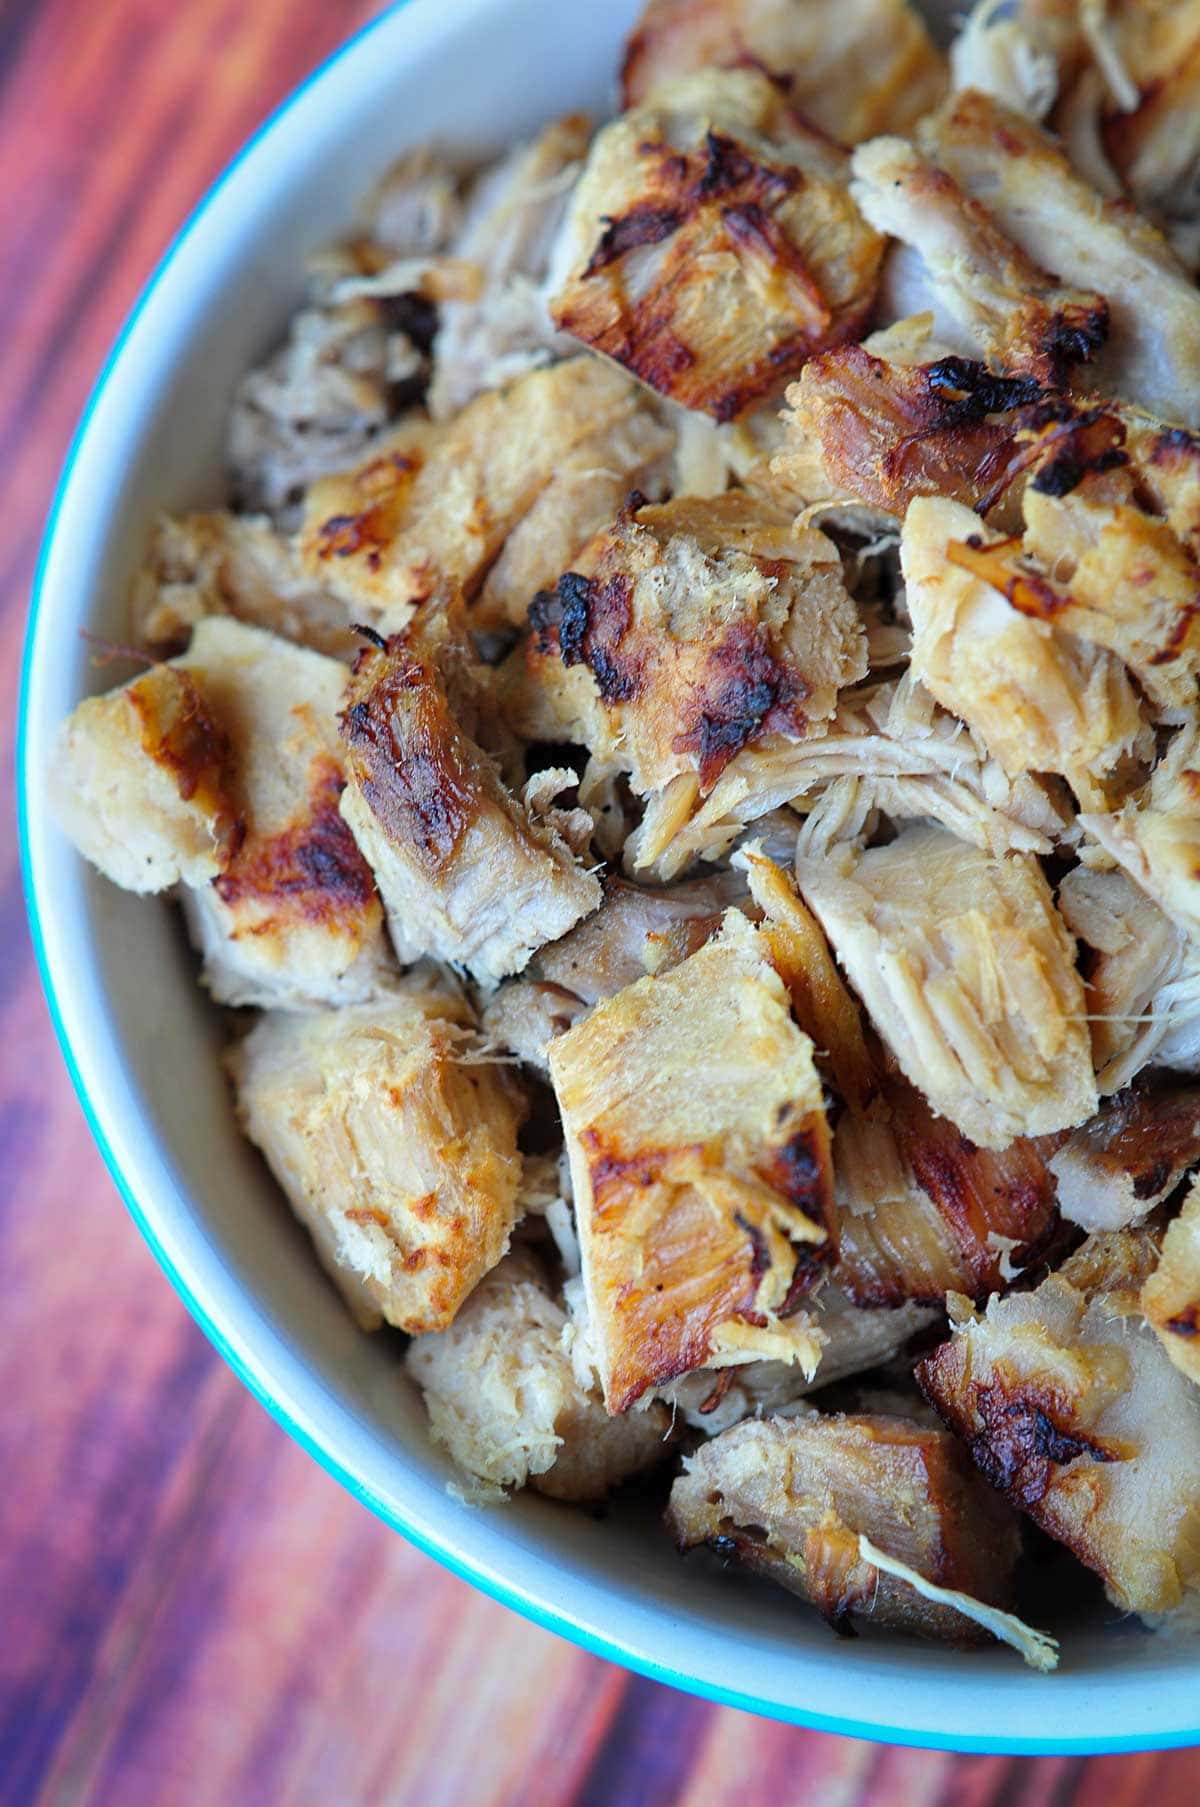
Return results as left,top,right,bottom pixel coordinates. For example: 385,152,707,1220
3,3,1199,1803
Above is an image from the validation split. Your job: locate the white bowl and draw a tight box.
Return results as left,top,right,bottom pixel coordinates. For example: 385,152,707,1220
20,0,1200,1752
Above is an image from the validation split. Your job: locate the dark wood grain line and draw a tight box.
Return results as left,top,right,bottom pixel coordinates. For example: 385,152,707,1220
572,1674,712,1807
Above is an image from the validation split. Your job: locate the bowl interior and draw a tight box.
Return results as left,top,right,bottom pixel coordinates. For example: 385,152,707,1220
20,0,1198,1753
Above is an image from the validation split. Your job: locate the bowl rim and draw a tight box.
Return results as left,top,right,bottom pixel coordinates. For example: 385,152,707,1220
18,0,1200,1755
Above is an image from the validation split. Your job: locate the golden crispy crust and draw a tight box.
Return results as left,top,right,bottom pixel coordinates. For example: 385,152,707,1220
1142,1177,1200,1388
549,70,884,421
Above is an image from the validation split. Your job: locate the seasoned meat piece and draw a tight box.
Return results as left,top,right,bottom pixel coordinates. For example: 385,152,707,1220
1080,723,1200,941
1048,1081,1200,1232
550,912,834,1412
1142,1176,1200,1388
923,90,1200,424
667,1414,1024,1646
299,357,644,631
902,496,1143,799
406,1250,674,1499
630,673,1073,882
473,404,675,631
621,0,946,143
795,821,1098,1149
548,69,885,422
1058,865,1200,1092
918,1230,1200,1621
131,512,358,660
363,145,465,256
834,1077,1064,1307
480,979,589,1076
849,136,1108,388
52,619,391,1009
52,658,239,896
776,338,1044,524
229,980,526,1334
338,624,600,984
503,493,866,870
427,117,589,421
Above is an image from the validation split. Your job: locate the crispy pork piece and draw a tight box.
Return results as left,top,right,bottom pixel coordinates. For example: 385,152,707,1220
667,1414,1023,1644
549,912,835,1413
52,619,392,1009
1142,1176,1200,1388
621,0,946,142
902,497,1143,799
776,340,1044,524
849,135,1108,388
918,1230,1200,1621
425,116,589,421
473,405,675,631
52,657,239,896
548,69,885,422
795,820,1098,1149
922,90,1200,424
131,511,358,660
1048,1081,1200,1233
299,357,644,631
503,493,866,847
834,1077,1064,1307
338,624,600,984
229,979,526,1334
406,1250,673,1499
1058,865,1200,1093
1080,724,1200,941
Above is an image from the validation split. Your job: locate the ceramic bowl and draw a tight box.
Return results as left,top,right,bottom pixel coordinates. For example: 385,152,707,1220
20,0,1198,1752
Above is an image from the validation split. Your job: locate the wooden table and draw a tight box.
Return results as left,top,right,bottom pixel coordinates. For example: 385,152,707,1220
3,3,1198,1801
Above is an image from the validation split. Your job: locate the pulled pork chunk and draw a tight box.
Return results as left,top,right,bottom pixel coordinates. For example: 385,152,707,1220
921,90,1200,424
131,511,358,660
902,496,1144,802
337,622,600,984
299,356,645,632
834,1077,1065,1307
848,135,1108,389
550,912,834,1412
406,1249,674,1500
548,69,884,422
620,0,946,143
628,674,1072,882
1048,1081,1200,1232
919,1230,1200,1623
1080,723,1200,942
229,978,526,1333
1142,1177,1200,1389
1059,865,1200,1093
794,821,1098,1149
427,116,589,421
951,0,1060,121
667,1414,1024,1645
503,492,867,874
52,618,391,1010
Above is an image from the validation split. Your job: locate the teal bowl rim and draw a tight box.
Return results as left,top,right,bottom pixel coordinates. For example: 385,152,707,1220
16,0,1200,1756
